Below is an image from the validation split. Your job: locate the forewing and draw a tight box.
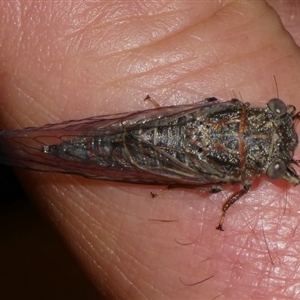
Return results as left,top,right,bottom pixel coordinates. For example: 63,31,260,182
0,99,234,185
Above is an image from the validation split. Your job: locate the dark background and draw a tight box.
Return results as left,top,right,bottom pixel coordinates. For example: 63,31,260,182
0,166,99,300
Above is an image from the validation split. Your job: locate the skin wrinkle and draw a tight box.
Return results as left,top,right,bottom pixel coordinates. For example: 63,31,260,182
177,25,295,96
2,1,300,299
65,6,203,55
47,193,109,278
45,180,120,270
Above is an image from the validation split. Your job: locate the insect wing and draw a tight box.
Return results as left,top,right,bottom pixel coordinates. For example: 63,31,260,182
0,100,236,185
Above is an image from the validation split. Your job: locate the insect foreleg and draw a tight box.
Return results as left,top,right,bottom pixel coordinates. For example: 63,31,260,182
195,184,222,193
216,184,251,231
143,95,160,108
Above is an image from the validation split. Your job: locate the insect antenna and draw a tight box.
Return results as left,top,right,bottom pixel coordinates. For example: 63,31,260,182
291,158,300,168
273,75,279,99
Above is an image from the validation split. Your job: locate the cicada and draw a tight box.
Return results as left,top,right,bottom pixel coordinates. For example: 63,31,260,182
0,97,299,230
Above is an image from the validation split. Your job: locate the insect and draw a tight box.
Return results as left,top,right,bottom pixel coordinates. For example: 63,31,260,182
0,97,299,230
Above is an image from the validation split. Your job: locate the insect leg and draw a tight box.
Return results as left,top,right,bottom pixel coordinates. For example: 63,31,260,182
216,184,251,231
150,188,169,198
143,95,160,108
195,184,222,193
204,97,218,102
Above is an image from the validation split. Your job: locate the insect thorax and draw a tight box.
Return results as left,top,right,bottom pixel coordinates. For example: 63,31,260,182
184,101,298,182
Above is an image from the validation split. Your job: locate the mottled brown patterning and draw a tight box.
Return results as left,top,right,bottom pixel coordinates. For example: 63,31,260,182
0,97,299,230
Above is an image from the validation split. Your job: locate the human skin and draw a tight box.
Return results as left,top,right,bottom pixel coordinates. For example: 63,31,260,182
1,0,300,299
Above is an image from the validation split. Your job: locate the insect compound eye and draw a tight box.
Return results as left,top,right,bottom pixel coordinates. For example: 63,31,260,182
267,98,287,117
266,159,287,180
